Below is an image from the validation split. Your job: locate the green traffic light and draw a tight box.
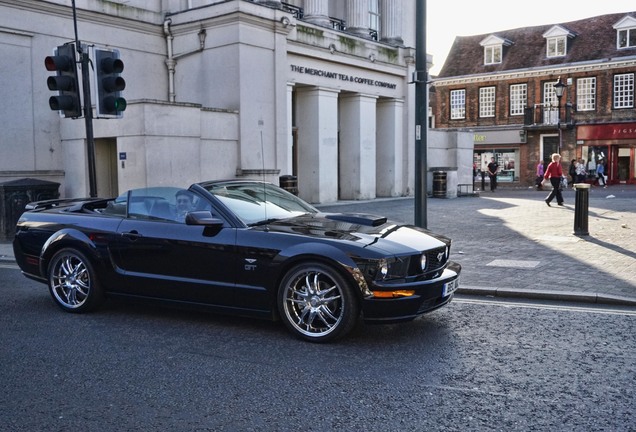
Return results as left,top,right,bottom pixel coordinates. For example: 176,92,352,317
115,98,127,111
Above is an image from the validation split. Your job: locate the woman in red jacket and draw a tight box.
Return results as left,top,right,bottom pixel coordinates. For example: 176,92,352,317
544,153,564,206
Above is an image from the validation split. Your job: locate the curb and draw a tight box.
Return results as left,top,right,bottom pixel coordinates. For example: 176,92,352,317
457,286,636,307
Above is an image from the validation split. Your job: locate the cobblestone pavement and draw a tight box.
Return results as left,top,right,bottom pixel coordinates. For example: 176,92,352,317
1,184,635,305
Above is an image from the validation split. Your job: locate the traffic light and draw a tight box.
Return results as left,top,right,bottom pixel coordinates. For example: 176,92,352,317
45,43,81,118
94,48,126,118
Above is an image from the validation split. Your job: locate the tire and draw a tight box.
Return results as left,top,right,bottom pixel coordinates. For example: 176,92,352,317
47,248,104,313
278,262,359,343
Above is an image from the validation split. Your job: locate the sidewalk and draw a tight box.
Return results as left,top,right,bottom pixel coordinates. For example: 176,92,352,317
317,184,636,307
2,184,635,306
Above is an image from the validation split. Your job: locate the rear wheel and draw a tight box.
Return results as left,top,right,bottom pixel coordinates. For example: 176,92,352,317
48,248,103,313
278,262,359,342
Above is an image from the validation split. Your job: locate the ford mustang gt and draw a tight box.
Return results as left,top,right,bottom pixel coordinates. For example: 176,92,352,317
13,180,461,342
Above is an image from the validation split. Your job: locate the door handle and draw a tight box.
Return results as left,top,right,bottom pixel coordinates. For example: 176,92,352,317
121,230,142,240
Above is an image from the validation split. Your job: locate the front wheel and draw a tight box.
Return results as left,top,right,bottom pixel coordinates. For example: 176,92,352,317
47,248,104,313
278,262,359,342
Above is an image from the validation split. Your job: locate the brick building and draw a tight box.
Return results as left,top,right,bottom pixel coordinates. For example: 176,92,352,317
431,11,636,187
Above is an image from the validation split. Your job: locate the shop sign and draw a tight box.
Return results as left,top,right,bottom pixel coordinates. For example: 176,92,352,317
473,129,525,145
577,123,636,140
290,65,397,89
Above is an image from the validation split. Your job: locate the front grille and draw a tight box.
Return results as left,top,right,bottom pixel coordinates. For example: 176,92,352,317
425,246,447,273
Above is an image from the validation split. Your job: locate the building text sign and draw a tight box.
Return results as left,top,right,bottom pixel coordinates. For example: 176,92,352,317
577,123,636,140
290,65,397,89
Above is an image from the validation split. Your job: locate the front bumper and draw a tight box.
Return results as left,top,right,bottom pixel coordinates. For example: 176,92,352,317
361,261,461,324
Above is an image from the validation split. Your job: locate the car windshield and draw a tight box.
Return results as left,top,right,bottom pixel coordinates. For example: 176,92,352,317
204,182,317,225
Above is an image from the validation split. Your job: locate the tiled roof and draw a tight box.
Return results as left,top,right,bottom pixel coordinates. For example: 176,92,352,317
437,11,636,78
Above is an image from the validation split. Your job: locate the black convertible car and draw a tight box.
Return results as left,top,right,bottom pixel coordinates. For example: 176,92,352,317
13,180,461,342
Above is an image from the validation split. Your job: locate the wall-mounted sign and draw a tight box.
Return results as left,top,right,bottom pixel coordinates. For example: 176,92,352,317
577,123,636,140
290,65,397,89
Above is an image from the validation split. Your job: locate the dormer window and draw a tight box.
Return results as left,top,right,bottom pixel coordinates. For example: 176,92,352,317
480,35,511,66
484,45,502,64
614,16,636,49
543,25,575,58
547,36,566,57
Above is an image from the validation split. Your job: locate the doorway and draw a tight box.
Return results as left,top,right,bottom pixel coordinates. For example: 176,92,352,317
541,135,559,169
94,138,118,197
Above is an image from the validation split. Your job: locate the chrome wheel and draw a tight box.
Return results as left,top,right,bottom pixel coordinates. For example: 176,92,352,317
279,263,358,342
48,248,102,312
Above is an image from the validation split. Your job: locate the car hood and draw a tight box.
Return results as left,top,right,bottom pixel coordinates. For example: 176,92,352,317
260,212,449,255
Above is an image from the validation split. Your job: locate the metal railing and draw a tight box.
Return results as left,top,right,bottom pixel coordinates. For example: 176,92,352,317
281,2,303,19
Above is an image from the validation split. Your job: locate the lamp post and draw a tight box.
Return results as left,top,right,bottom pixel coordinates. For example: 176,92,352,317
554,76,566,149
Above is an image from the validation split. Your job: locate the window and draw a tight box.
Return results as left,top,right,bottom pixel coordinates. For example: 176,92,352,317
450,89,466,120
577,77,596,111
547,36,566,57
618,28,636,48
614,73,635,109
480,36,508,66
484,45,502,65
479,87,496,118
615,16,636,48
543,81,559,124
510,84,527,116
369,0,379,38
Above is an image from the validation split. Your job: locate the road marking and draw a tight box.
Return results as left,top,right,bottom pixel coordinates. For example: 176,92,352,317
455,297,636,316
0,263,19,270
486,259,540,268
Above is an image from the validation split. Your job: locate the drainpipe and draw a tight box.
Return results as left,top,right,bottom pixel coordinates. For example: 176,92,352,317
164,18,176,102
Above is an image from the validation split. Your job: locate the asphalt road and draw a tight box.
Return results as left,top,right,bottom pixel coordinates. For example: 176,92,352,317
1,265,635,432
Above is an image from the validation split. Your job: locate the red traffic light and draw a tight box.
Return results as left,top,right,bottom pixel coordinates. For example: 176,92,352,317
45,55,74,72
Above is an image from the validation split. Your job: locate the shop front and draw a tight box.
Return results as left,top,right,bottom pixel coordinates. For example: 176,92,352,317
576,123,636,184
472,129,526,186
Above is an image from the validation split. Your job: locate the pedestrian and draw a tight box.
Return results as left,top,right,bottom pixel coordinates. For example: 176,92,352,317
487,157,499,192
568,159,577,186
576,158,587,183
596,160,607,188
535,160,544,190
544,153,564,207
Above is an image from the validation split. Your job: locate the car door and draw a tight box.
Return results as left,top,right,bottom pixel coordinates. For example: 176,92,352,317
111,190,240,307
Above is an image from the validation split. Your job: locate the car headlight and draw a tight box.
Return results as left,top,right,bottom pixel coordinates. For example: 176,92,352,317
420,253,427,271
375,257,409,280
379,259,389,278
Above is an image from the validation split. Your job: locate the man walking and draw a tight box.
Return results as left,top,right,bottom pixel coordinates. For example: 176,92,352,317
487,157,499,192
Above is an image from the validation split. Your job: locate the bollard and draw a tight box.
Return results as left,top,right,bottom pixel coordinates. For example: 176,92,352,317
573,183,590,236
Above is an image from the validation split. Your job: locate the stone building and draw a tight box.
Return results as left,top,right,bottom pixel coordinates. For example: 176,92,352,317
431,11,636,187
0,0,426,203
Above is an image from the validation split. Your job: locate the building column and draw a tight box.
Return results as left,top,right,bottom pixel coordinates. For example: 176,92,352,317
346,0,369,37
303,0,330,27
380,0,404,45
295,87,340,203
376,98,404,197
339,93,378,200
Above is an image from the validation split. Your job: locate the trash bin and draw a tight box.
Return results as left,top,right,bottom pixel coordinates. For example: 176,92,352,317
0,178,60,240
279,175,298,195
433,171,447,198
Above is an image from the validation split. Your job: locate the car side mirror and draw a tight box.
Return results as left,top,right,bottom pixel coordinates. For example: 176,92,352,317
185,211,224,228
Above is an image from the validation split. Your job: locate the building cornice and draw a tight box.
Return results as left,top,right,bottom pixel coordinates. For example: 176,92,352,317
432,57,636,87
1,0,162,34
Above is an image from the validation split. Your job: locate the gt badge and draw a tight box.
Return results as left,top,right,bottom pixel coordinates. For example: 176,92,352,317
244,258,257,271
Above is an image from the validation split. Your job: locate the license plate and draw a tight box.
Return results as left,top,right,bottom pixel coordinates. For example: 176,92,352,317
442,278,459,297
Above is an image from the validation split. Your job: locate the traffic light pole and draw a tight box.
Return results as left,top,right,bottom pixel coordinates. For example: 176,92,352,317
414,0,428,229
71,0,97,197
80,48,98,198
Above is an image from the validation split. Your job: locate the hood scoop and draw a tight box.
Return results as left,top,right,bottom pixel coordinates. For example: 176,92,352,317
325,213,387,227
